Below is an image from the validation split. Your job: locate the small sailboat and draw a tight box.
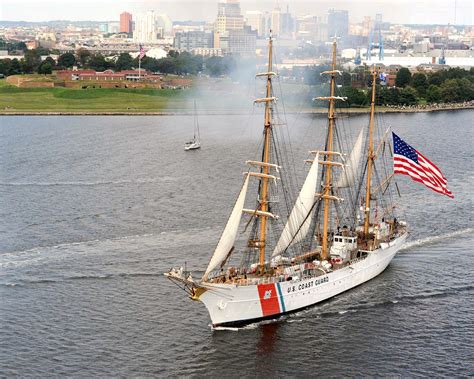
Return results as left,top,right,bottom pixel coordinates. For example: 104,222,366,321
166,36,452,328
184,100,201,151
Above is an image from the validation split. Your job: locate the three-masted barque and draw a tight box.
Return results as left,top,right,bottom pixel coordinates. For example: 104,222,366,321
165,36,408,328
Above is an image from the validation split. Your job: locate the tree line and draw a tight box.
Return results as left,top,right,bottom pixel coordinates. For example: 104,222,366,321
0,47,239,78
1,44,473,105
308,65,474,106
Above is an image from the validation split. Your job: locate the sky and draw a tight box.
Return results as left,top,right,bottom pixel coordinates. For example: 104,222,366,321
0,0,472,25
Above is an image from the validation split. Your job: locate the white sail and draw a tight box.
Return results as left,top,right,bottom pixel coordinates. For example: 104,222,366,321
204,175,250,277
336,129,364,188
272,153,319,257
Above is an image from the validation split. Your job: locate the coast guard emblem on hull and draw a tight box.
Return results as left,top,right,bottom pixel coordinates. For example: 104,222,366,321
257,284,281,316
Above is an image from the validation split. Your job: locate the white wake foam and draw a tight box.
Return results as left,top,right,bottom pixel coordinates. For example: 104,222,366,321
401,228,474,250
0,177,178,187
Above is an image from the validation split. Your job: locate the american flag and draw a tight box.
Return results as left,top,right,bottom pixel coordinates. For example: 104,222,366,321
139,45,146,59
392,132,453,198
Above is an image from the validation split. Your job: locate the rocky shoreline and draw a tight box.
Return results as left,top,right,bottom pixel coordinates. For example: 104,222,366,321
1,102,473,116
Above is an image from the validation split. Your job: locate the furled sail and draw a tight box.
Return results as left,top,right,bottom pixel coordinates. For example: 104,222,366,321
203,175,250,277
335,129,364,188
272,153,319,257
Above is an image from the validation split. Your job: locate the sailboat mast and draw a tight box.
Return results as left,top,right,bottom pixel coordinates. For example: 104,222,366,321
321,41,338,261
193,99,197,139
258,34,274,272
363,67,377,236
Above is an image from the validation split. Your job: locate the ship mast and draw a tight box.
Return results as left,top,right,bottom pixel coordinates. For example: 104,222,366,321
257,33,274,272
363,67,377,236
320,40,338,261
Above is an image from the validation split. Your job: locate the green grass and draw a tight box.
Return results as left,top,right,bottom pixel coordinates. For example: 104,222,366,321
0,80,189,113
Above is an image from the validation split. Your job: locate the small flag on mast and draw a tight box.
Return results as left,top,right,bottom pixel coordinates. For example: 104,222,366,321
139,45,146,60
392,132,453,198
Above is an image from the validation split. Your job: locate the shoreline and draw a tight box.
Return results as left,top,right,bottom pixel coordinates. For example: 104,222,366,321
0,104,472,116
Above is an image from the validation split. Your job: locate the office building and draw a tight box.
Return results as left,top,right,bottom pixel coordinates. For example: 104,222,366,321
174,31,213,51
327,9,349,38
271,7,281,36
134,11,158,42
120,12,133,34
215,0,245,34
245,11,265,37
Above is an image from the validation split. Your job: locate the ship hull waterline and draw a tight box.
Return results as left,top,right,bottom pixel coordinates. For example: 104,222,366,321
197,233,408,328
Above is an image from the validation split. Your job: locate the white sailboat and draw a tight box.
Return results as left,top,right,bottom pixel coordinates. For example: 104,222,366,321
166,37,409,328
184,100,201,151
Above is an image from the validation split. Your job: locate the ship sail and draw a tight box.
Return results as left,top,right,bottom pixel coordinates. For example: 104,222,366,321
203,175,250,277
272,153,320,257
335,128,364,188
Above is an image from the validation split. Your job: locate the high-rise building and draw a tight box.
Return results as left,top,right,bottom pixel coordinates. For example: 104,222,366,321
219,27,257,55
271,7,281,36
280,5,294,36
215,0,245,34
156,14,173,36
134,11,158,42
120,11,133,33
214,1,256,56
174,31,213,51
327,9,349,38
245,11,264,37
108,22,120,34
296,15,327,42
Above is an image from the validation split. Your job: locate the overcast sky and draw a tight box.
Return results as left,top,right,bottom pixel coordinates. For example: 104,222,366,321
1,0,472,25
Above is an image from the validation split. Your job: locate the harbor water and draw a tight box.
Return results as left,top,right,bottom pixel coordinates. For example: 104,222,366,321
0,110,473,376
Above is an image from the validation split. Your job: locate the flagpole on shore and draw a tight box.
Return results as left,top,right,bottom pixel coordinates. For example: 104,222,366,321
138,44,143,81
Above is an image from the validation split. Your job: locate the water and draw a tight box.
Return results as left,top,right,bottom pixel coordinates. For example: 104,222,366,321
1,110,473,376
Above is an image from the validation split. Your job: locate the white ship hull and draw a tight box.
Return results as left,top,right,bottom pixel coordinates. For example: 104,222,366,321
198,233,407,327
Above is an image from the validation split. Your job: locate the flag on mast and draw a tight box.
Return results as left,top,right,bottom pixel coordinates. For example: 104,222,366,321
139,44,146,60
392,132,453,198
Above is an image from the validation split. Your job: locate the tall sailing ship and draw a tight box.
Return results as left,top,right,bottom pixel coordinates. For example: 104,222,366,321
165,37,409,327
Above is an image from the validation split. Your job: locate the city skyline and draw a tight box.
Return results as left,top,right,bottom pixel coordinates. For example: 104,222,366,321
1,0,472,25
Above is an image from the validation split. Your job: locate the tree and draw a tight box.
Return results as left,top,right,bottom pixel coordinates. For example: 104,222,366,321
204,56,225,77
38,61,52,74
440,79,466,103
76,48,91,67
22,49,42,73
411,73,428,97
0,59,12,76
428,71,445,86
115,52,133,71
9,58,22,75
156,57,176,74
44,56,56,68
35,47,50,55
58,52,76,68
398,87,418,105
168,50,179,58
342,71,352,87
426,85,442,103
302,65,330,85
395,67,411,88
446,67,467,80
88,54,110,71
340,87,368,107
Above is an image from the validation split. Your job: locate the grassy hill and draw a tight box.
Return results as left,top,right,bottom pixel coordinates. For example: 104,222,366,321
0,80,189,113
